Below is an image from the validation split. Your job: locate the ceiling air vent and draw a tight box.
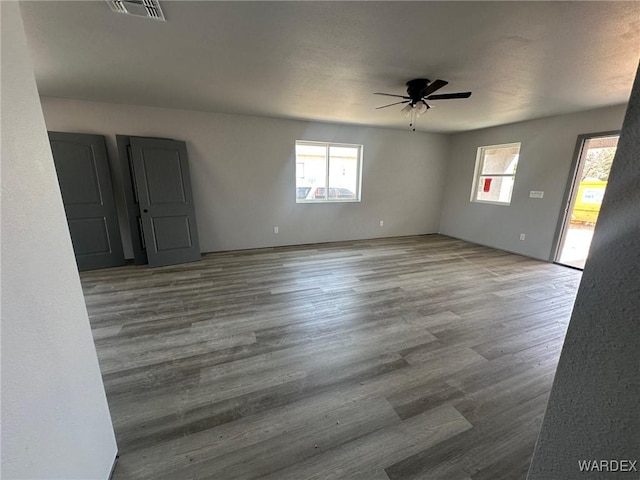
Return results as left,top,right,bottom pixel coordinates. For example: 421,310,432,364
106,0,165,21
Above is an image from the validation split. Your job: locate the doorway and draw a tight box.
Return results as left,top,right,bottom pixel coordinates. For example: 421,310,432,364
556,133,619,269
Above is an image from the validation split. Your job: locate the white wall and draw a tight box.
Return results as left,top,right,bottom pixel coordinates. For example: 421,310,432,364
527,66,639,480
1,3,117,479
40,98,450,257
439,105,626,260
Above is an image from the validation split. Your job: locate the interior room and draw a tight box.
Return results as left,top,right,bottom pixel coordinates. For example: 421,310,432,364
2,1,638,479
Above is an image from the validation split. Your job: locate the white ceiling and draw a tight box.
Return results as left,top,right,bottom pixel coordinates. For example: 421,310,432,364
20,1,640,133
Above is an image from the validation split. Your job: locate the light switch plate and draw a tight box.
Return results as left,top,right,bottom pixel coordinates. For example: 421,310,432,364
529,190,544,198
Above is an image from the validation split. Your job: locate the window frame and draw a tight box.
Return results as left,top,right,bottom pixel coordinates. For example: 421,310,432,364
470,142,521,206
295,140,363,204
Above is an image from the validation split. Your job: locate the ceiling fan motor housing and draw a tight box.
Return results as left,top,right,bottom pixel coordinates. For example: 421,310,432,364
406,79,430,103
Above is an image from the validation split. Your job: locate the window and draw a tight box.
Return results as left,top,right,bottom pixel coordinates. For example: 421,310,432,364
295,141,362,202
471,143,520,205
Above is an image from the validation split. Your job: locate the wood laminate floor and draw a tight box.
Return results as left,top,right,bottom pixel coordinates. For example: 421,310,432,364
80,235,581,480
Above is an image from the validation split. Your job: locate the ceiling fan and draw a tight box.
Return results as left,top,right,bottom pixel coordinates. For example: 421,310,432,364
375,78,472,130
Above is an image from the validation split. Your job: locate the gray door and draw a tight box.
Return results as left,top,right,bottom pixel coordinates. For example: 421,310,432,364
130,137,201,267
49,132,125,271
116,135,148,265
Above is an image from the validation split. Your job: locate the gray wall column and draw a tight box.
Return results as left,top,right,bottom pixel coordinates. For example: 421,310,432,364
527,63,639,478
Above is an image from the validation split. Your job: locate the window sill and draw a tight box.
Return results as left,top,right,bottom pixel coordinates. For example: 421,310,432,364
471,199,512,206
296,199,361,204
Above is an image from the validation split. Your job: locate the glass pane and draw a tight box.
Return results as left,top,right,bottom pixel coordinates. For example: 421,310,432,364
296,143,327,200
581,136,618,181
481,145,520,175
296,143,327,157
328,146,359,200
475,175,514,203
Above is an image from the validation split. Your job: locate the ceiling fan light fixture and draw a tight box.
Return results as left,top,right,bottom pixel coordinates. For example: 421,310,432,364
401,103,413,116
415,102,428,116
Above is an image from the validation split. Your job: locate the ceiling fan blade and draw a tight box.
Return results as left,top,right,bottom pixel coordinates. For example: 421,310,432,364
426,92,472,100
419,79,448,98
374,92,410,99
376,100,410,110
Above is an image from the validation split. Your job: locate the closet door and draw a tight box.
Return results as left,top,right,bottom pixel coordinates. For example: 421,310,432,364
49,132,125,271
117,135,147,265
129,137,201,267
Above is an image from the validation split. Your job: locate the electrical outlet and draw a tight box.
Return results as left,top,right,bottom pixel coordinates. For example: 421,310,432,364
529,191,544,199
520,233,526,241
379,220,384,227
274,226,279,234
